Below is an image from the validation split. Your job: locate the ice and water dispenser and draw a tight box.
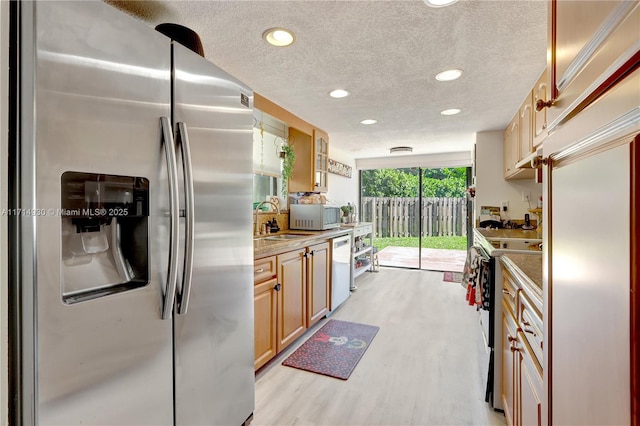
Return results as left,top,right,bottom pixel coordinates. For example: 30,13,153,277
61,172,149,303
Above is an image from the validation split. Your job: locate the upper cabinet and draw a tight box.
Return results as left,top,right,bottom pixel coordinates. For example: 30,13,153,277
254,93,330,194
543,0,639,138
287,127,330,193
532,67,548,148
503,91,536,180
313,129,329,192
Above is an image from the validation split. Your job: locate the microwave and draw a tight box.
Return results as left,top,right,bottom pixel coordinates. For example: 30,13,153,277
289,204,342,230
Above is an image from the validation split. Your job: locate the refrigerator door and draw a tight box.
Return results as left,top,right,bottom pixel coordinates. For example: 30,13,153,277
18,2,174,424
172,43,255,425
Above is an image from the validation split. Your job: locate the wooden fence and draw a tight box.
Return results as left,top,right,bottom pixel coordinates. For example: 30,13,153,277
361,197,467,238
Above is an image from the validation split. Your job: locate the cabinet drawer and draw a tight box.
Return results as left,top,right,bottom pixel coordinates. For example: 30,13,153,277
519,292,544,363
254,256,276,284
502,272,518,314
354,223,372,238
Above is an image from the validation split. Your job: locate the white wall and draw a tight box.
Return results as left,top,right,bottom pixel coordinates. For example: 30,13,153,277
474,131,542,224
325,146,359,207
1,0,9,423
355,150,472,170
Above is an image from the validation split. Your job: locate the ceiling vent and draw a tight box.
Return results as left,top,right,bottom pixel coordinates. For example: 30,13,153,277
390,146,413,154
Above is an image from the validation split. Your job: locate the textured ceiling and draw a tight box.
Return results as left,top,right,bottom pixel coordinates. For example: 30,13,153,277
107,0,548,160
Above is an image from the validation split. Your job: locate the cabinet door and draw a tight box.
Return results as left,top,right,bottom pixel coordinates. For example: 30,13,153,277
547,0,639,131
532,68,548,148
306,242,330,327
313,129,328,192
288,127,313,193
519,92,534,160
254,278,278,370
276,249,307,352
550,142,631,425
518,333,542,426
502,301,518,426
504,116,518,178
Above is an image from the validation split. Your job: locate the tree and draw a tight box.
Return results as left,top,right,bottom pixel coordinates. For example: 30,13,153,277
362,167,466,197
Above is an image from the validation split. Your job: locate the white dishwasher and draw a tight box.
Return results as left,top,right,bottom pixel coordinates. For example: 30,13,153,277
331,234,352,311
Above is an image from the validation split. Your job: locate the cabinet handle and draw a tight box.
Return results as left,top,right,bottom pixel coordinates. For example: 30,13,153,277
535,98,554,111
510,344,520,353
524,328,537,336
502,289,512,296
507,335,517,343
255,268,264,273
274,283,281,292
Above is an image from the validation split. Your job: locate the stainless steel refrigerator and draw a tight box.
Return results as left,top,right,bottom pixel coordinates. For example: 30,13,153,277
10,1,255,424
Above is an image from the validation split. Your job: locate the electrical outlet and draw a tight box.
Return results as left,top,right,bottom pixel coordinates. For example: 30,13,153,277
521,192,530,202
501,200,509,211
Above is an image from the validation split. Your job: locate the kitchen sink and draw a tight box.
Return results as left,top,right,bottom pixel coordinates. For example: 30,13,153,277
263,234,306,241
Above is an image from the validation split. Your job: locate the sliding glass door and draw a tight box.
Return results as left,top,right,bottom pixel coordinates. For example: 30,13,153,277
360,167,470,271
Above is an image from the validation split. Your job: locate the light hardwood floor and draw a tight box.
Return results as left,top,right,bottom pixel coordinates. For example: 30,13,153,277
253,268,506,426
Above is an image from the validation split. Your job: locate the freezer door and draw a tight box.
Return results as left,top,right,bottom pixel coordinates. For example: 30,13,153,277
18,2,174,424
172,43,255,425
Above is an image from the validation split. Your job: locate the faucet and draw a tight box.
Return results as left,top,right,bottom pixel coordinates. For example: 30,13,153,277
254,201,281,236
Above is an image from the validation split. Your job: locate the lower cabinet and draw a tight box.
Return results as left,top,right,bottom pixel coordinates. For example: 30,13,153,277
276,248,308,352
254,256,278,371
518,333,542,426
501,277,543,426
502,299,518,426
306,242,330,328
254,241,331,370
254,277,278,370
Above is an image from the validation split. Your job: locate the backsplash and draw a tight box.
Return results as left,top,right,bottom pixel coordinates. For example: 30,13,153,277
254,212,289,235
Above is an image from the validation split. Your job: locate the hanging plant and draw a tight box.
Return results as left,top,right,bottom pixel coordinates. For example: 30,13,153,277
280,141,295,199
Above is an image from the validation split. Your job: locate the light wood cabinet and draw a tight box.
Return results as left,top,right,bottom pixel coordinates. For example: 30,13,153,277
276,248,307,352
518,332,542,426
254,277,278,370
503,115,518,179
502,299,518,426
254,256,278,370
503,95,536,180
519,92,534,163
532,68,548,148
313,129,329,192
545,0,639,137
254,239,332,369
288,127,329,193
501,265,543,426
306,242,330,328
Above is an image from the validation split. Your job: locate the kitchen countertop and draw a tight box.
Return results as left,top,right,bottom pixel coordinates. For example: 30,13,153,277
500,253,542,302
474,227,542,303
254,227,352,259
475,227,541,240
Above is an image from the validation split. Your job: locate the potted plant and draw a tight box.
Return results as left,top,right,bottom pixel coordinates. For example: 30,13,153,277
280,141,295,199
341,204,353,223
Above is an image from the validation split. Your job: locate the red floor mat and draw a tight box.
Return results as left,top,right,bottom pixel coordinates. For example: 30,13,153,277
282,319,379,380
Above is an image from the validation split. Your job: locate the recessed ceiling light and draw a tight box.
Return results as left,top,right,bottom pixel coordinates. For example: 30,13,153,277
435,69,463,81
262,28,295,47
441,108,461,116
390,146,413,154
424,0,459,7
329,89,350,98
360,119,378,125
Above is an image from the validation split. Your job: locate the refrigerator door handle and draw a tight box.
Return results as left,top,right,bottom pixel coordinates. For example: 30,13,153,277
176,122,195,315
161,116,180,320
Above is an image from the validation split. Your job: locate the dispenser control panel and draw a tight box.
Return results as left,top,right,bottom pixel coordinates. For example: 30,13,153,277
61,172,149,218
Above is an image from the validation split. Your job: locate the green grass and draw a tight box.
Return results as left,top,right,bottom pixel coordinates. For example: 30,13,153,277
372,236,467,251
